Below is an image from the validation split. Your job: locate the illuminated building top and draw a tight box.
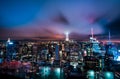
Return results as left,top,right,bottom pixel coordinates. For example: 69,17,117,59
65,32,69,41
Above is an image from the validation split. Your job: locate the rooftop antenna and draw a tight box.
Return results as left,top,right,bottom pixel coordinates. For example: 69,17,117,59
91,28,94,38
109,30,111,42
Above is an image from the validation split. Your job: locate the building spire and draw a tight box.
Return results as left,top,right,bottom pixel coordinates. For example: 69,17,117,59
65,32,69,41
7,38,10,42
109,30,111,42
91,28,94,38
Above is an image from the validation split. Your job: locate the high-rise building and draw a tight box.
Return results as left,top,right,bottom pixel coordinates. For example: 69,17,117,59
55,44,60,60
6,38,16,61
65,32,69,41
89,28,101,54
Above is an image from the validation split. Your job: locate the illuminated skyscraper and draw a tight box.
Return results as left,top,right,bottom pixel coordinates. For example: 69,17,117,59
53,44,60,66
89,28,101,54
65,32,69,41
106,31,118,60
6,38,15,61
55,44,60,60
7,38,11,42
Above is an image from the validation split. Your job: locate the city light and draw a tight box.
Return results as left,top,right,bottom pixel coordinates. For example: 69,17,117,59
9,42,13,45
1,1,120,79
55,68,60,73
7,38,11,43
104,72,114,79
43,67,50,75
118,50,120,52
89,70,94,76
87,70,95,79
73,63,78,69
116,56,120,61
65,32,69,41
73,64,76,68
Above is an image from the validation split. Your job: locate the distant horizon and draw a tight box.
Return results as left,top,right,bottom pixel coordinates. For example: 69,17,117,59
1,36,120,43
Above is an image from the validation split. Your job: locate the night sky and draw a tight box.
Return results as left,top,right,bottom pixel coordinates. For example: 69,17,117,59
0,0,120,40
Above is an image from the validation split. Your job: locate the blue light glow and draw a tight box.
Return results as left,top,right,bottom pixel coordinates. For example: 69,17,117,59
104,72,114,79
43,67,50,75
87,70,95,79
116,56,120,61
55,68,60,73
118,50,120,52
89,70,94,76
9,42,13,45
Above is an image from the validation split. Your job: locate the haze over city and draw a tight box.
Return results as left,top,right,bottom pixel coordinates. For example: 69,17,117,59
0,0,120,40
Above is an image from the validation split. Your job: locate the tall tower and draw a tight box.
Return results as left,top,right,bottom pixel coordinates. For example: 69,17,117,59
6,38,15,61
90,28,95,42
109,30,111,43
107,30,112,45
65,32,69,41
7,38,11,43
91,28,94,38
55,44,60,60
89,28,101,54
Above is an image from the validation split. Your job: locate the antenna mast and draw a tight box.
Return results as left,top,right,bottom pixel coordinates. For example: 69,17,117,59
109,30,111,42
91,28,94,38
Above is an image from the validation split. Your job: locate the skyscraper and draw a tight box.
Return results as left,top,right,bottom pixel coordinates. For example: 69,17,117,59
65,32,69,41
6,38,15,61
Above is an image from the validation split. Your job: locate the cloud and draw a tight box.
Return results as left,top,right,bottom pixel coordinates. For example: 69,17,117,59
0,0,120,40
